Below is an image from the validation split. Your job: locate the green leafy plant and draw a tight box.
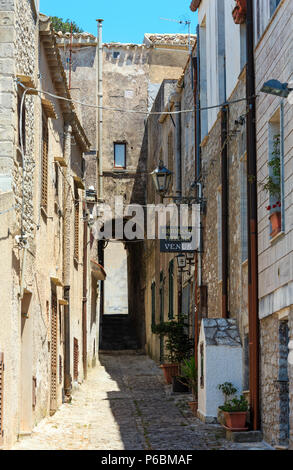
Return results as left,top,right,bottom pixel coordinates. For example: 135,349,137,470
152,315,193,364
218,382,237,403
180,357,198,398
218,382,248,412
262,134,281,210
219,395,248,412
50,16,84,34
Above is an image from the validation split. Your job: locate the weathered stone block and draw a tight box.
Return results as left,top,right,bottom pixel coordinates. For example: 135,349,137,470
0,11,13,24
0,141,13,156
0,121,14,141
0,58,14,74
0,0,14,11
0,26,14,43
0,156,13,173
226,430,263,443
0,91,14,109
0,43,13,57
0,173,12,192
0,75,14,91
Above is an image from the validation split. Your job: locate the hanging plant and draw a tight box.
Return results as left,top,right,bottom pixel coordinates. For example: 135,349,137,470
261,134,281,211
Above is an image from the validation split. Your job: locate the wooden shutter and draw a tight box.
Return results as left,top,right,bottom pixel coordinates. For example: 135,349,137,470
73,338,79,381
32,376,37,410
50,292,58,413
59,355,62,385
74,186,79,261
0,353,4,444
41,114,49,211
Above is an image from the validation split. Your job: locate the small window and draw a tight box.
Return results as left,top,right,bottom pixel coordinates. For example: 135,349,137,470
114,143,126,169
113,51,120,59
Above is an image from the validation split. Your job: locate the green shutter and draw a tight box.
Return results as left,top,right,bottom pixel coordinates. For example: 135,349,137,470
151,282,156,327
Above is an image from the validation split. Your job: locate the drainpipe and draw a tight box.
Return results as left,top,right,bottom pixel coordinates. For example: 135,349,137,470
63,123,72,401
96,19,103,202
173,93,182,316
82,203,88,380
246,0,260,431
194,25,202,371
221,105,229,319
192,52,199,367
174,94,182,198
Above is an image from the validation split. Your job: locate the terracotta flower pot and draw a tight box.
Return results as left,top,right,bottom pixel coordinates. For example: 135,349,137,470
188,401,198,416
232,0,247,24
224,411,247,430
269,211,281,238
160,363,179,384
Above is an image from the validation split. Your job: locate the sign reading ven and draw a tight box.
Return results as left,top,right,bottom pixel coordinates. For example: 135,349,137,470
160,226,199,253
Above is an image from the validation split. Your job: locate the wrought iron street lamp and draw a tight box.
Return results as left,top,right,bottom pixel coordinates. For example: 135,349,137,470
151,160,173,196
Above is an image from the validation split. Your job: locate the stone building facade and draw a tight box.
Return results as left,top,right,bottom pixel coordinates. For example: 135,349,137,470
145,43,198,362
191,0,292,444
254,0,293,448
0,5,100,449
56,31,195,351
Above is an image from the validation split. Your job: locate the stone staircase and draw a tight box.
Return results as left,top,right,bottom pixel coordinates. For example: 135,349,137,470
100,314,140,351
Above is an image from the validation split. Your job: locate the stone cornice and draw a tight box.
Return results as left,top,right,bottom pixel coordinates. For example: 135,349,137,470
39,16,90,152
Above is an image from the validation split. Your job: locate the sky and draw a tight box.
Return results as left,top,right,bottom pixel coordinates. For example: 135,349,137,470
40,0,198,44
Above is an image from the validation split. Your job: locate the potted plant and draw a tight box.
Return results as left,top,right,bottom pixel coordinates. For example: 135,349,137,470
232,0,247,24
180,357,198,415
218,382,249,431
262,134,282,237
152,315,193,385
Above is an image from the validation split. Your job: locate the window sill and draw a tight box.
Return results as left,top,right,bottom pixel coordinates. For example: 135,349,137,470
242,259,248,268
270,230,285,245
41,206,48,221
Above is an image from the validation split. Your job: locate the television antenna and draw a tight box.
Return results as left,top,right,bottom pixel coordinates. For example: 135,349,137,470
160,17,192,53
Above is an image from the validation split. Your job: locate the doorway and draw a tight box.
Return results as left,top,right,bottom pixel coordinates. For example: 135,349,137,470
50,289,58,414
20,291,33,434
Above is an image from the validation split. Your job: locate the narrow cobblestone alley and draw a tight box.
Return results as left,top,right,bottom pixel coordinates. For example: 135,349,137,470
12,354,270,451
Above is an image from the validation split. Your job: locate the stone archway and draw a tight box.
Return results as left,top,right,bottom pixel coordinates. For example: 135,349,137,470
97,217,146,352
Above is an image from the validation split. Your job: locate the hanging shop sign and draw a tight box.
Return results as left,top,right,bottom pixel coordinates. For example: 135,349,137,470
159,226,200,253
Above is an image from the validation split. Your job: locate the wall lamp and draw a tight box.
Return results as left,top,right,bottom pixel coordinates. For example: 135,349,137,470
261,79,293,99
151,160,173,196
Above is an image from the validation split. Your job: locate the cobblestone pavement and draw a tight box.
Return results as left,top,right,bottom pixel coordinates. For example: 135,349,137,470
13,353,271,450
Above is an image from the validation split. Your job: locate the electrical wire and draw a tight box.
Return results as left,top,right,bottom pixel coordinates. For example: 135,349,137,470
16,80,252,116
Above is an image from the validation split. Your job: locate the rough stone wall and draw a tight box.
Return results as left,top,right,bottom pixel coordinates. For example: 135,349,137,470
289,309,293,449
200,74,248,332
260,313,282,446
254,0,293,447
0,0,39,448
145,62,197,362
102,45,148,209
226,73,248,334
201,116,222,318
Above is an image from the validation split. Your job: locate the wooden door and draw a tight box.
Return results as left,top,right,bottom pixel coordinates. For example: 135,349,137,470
0,353,4,445
50,292,58,414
